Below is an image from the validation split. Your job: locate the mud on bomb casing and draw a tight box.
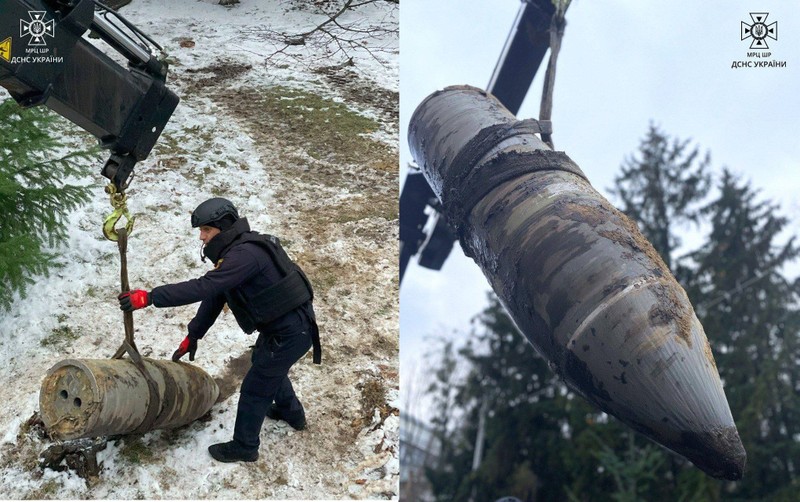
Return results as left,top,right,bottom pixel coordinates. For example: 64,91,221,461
408,85,746,480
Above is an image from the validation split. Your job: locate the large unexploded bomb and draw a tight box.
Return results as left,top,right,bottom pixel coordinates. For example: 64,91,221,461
39,358,219,440
408,85,746,480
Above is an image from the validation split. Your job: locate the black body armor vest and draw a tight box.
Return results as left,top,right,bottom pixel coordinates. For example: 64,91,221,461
223,232,314,334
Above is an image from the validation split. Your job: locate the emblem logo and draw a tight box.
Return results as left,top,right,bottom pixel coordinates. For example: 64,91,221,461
741,13,777,50
20,11,54,47
0,37,11,62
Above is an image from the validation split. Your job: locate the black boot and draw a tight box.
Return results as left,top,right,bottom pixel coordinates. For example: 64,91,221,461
265,403,307,431
208,440,258,463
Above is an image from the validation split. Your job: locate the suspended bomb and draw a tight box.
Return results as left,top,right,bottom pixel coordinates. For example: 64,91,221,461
408,85,746,480
39,358,219,440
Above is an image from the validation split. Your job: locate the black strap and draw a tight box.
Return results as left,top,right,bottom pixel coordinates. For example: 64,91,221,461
298,303,321,365
112,229,162,433
441,119,553,208
124,342,162,434
450,149,587,231
112,228,139,359
311,320,321,364
439,119,588,258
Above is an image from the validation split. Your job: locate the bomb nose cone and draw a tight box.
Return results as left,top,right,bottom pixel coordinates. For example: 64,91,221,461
559,282,745,481
684,427,746,480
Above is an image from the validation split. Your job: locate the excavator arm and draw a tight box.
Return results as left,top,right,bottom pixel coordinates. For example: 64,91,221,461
0,0,179,191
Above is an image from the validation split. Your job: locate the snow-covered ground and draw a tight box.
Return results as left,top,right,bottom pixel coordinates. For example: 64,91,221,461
0,0,398,499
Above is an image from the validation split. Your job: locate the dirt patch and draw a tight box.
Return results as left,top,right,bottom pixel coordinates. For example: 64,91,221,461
214,350,251,403
40,314,82,351
645,278,693,348
292,251,341,298
0,415,46,475
559,198,612,229
360,378,387,422
611,207,672,278
664,281,693,348
217,85,394,168
117,437,155,465
315,65,399,123
183,60,253,93
316,198,397,226
352,372,400,442
277,152,396,195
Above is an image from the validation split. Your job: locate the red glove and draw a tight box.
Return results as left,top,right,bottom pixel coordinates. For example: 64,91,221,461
172,336,198,362
118,290,151,312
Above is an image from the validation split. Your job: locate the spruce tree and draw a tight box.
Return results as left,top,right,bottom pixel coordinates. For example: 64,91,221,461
686,169,800,500
425,296,629,501
424,337,475,502
454,297,578,501
0,98,95,310
608,125,720,498
610,124,711,269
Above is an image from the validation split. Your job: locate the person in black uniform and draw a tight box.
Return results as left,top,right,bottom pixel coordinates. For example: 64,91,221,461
118,197,321,463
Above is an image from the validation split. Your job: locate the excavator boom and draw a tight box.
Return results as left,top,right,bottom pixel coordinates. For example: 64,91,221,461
0,0,178,191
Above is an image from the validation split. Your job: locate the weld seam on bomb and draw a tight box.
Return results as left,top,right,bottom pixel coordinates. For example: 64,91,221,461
129,359,162,434
566,276,662,349
148,361,182,431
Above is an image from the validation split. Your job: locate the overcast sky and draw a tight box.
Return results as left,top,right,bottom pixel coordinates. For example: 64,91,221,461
399,0,800,421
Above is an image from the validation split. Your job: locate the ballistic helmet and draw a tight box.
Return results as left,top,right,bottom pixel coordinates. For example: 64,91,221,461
191,198,239,228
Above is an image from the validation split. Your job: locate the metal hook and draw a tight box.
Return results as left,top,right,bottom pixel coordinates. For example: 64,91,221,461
103,184,135,241
103,206,135,241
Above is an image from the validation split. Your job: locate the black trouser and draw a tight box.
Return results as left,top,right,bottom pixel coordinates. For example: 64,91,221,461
232,322,312,450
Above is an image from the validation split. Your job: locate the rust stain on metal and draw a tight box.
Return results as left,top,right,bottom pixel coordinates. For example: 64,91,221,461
558,198,610,229
600,211,694,348
651,278,694,348
704,338,718,371
616,211,672,276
